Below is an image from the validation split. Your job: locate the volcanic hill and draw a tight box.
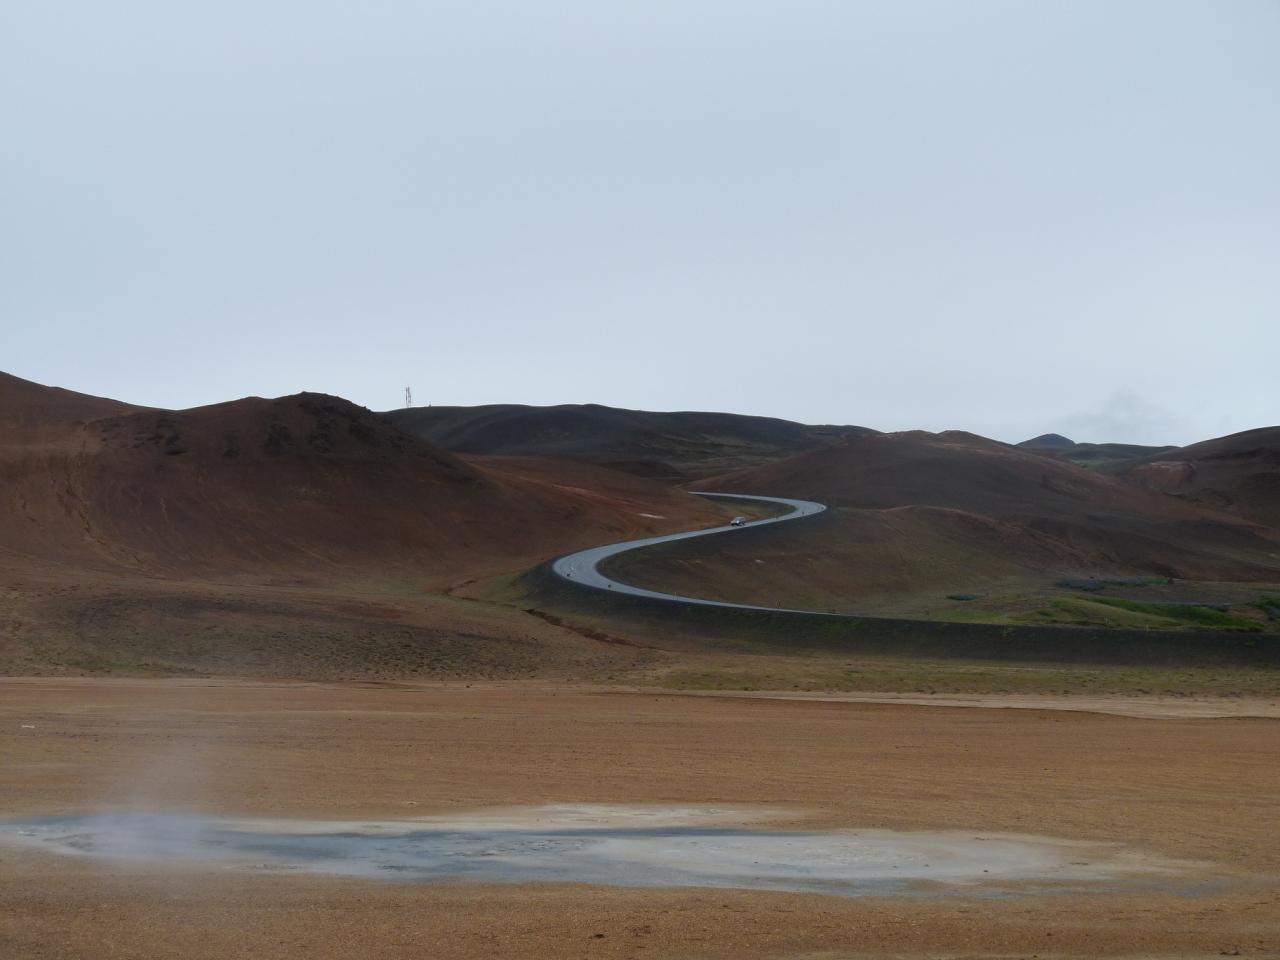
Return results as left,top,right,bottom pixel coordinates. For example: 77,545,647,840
0,374,724,576
0,373,725,676
596,430,1280,617
1017,433,1176,468
384,403,874,480
1120,426,1280,528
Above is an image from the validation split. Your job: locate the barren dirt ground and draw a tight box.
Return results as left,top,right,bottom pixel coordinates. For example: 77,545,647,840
2,679,1278,959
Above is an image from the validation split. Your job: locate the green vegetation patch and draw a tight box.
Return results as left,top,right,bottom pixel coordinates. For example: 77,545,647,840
1017,598,1175,629
1090,596,1261,630
1013,597,1264,631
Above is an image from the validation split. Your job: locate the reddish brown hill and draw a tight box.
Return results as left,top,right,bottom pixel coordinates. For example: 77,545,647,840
1121,427,1280,528
694,430,1200,521
0,371,140,449
0,375,733,677
75,393,507,574
0,377,722,580
0,373,147,563
636,431,1280,612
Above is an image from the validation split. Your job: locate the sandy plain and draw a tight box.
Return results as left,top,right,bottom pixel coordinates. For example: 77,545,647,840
1,678,1278,959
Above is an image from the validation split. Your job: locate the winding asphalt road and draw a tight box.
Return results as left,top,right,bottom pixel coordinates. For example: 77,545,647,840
550,493,827,613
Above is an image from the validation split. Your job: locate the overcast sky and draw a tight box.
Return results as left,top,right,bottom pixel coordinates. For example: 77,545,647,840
2,1,1276,445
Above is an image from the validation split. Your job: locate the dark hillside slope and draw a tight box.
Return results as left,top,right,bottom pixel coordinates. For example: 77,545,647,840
385,403,874,479
1018,432,1175,468
0,371,141,448
1121,427,1280,528
597,431,1280,613
700,431,1195,521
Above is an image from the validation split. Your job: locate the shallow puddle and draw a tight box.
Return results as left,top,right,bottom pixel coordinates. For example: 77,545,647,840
0,805,1185,897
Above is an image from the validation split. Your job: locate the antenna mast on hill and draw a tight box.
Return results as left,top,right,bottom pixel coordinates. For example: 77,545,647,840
404,387,413,409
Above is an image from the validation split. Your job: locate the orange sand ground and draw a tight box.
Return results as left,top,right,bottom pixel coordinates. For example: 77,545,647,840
2,679,1278,959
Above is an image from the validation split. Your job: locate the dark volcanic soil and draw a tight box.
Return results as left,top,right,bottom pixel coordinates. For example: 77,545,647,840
385,402,874,479
1122,426,1280,528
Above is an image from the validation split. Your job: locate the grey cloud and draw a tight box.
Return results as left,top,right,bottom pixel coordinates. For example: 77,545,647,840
1050,391,1189,447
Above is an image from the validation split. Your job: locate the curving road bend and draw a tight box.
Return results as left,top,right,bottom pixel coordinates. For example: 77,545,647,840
551,493,828,613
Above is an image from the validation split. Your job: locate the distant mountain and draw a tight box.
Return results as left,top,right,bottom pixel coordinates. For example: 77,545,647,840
1017,432,1176,468
1121,426,1280,528
1019,433,1076,450
383,403,876,479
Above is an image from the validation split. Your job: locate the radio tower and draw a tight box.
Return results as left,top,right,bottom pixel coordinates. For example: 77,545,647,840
404,386,413,409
